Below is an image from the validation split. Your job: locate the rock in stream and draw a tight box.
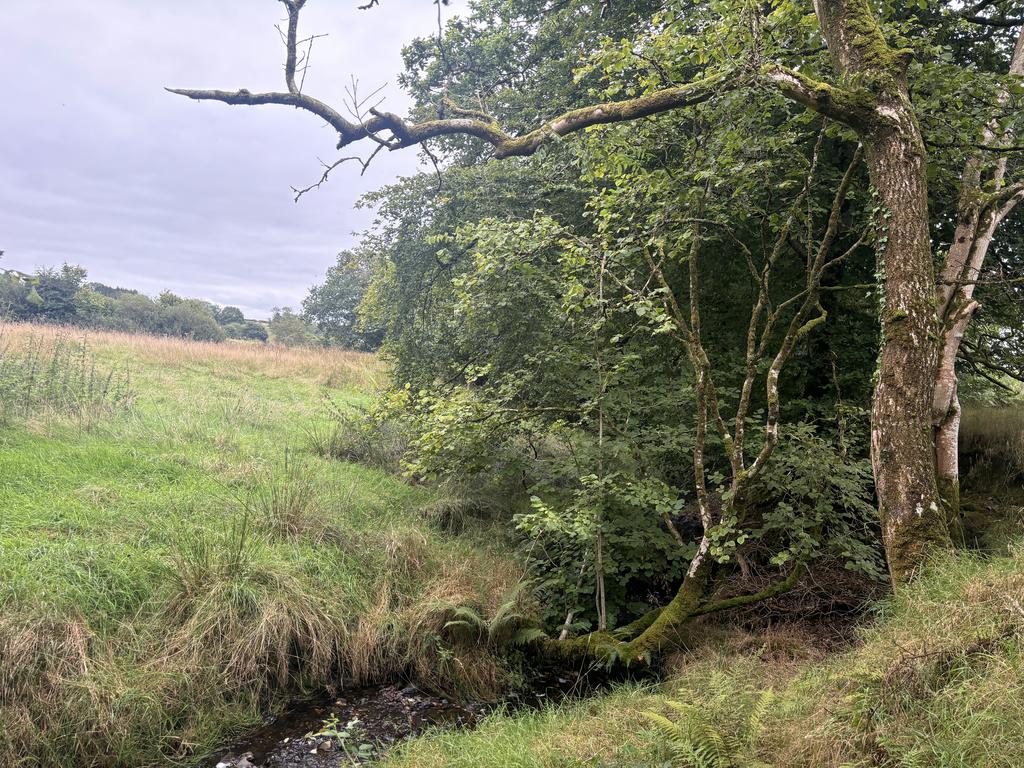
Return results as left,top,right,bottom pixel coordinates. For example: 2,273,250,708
203,683,483,768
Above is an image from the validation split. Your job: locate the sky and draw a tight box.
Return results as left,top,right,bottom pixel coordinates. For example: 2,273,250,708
0,1,440,319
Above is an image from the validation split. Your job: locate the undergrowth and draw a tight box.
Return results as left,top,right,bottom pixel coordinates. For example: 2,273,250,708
384,543,1024,768
0,326,133,424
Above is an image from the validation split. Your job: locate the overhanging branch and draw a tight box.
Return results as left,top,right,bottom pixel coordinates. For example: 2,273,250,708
167,1,864,169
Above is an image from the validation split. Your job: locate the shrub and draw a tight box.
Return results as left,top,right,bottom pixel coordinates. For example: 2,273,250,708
0,327,133,423
306,396,408,471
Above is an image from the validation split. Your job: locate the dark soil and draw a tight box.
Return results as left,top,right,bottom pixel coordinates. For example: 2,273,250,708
200,666,611,768
201,684,480,768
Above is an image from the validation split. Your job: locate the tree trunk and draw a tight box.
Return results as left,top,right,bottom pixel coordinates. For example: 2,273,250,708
933,27,1024,539
813,0,951,582
862,113,951,582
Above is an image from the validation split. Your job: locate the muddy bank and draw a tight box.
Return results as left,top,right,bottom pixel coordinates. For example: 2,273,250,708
202,667,609,767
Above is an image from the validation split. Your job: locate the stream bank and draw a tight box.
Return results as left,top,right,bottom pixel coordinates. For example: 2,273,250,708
202,666,626,767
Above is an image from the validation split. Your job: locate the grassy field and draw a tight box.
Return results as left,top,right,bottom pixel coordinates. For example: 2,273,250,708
0,323,521,767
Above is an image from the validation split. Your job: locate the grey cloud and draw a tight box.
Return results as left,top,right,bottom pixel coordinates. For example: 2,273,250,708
0,0,436,318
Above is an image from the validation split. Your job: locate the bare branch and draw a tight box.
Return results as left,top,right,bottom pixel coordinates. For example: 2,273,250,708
168,1,868,187
291,146,384,201
280,0,308,94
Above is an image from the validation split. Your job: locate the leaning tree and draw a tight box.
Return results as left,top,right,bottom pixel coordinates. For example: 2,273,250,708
171,0,1023,588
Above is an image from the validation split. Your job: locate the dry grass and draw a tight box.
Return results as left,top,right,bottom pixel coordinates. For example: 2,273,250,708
0,320,384,389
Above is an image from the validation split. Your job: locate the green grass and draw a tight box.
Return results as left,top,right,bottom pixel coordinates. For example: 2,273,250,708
385,542,1024,768
0,324,522,767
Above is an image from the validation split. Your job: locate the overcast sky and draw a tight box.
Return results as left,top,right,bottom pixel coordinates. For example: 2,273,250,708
0,1,439,319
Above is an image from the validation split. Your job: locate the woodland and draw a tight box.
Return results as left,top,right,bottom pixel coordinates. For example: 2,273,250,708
172,0,1024,651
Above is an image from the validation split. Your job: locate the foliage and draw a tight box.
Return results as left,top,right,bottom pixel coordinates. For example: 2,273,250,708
306,394,408,472
268,306,320,347
304,714,377,762
443,583,546,650
217,305,245,326
302,248,383,351
642,683,774,768
740,422,884,579
0,262,263,343
224,320,270,342
323,0,916,643
0,327,133,424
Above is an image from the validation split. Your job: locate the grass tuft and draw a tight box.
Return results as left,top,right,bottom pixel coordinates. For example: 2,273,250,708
306,394,407,470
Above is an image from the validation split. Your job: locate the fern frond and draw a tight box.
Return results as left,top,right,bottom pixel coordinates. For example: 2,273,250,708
745,688,774,748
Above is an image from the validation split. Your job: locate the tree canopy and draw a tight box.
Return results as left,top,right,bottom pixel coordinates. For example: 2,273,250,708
171,0,1024,657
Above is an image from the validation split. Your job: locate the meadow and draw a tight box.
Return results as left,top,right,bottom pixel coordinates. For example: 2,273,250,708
0,323,521,767
3,322,1024,768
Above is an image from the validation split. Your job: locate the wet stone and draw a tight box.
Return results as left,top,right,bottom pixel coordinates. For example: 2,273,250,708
200,665,642,768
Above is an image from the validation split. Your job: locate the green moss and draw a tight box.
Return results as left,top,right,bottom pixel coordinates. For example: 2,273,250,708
845,0,901,72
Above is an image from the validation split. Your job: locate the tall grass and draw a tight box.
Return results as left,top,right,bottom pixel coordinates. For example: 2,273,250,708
0,320,384,389
306,393,408,470
961,406,1024,489
0,327,133,423
0,324,523,767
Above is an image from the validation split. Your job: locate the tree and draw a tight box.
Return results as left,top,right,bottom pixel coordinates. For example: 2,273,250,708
269,307,319,347
157,299,227,342
217,305,246,326
302,249,383,350
170,1,1022,590
225,320,270,342
31,264,88,323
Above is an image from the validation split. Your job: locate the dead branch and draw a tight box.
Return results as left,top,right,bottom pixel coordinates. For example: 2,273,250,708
168,1,868,168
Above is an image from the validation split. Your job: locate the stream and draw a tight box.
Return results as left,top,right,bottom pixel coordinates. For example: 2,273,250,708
201,667,613,768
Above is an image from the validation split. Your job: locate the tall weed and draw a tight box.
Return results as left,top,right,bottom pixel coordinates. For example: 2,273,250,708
0,327,132,424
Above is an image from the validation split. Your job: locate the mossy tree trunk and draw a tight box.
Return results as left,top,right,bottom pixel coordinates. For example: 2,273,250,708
812,0,954,583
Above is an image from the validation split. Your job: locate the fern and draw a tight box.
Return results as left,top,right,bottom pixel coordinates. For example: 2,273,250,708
443,583,547,649
643,686,775,768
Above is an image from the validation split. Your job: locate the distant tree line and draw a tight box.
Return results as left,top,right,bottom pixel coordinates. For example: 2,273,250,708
0,257,384,351
0,262,267,343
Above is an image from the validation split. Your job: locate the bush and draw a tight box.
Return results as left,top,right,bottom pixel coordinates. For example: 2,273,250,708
269,307,320,347
0,327,133,424
306,396,408,471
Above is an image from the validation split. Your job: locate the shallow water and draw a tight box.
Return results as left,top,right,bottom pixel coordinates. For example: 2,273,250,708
201,667,604,768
